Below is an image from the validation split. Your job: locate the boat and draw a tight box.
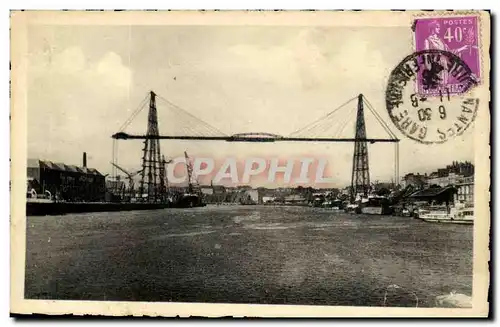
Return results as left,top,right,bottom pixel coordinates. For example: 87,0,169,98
322,199,345,211
26,198,171,216
354,195,393,215
416,203,473,224
170,192,205,208
169,151,206,208
345,203,360,213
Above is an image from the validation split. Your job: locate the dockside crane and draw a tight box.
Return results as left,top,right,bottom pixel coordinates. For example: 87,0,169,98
159,155,173,195
110,162,143,195
184,151,201,195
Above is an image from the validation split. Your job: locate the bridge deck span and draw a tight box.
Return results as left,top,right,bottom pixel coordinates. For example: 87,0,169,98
112,133,399,143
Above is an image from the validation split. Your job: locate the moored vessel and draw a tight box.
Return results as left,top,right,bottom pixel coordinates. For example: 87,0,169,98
168,151,206,208
347,195,393,215
26,198,171,216
416,203,473,224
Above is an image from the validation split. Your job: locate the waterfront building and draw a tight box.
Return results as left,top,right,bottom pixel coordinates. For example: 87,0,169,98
446,161,474,177
428,172,460,187
27,154,106,202
200,186,214,195
409,186,457,206
212,185,226,194
454,176,474,204
402,161,475,204
426,161,474,186
401,173,428,189
284,194,307,204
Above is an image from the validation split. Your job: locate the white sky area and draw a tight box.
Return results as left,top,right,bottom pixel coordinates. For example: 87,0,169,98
27,25,475,187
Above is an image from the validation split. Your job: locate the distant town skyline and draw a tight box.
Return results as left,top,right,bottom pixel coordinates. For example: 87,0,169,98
27,25,475,187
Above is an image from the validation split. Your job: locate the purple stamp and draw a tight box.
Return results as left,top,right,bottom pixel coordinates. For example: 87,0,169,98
414,16,480,96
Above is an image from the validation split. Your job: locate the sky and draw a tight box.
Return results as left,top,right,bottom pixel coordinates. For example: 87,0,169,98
26,24,475,187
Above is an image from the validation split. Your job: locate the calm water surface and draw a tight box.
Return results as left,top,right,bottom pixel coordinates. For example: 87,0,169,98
25,205,472,307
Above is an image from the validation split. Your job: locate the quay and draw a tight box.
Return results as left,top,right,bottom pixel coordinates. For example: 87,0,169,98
26,201,171,216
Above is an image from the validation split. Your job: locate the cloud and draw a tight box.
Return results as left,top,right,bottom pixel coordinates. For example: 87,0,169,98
27,47,133,169
208,29,391,93
96,52,132,89
31,46,132,90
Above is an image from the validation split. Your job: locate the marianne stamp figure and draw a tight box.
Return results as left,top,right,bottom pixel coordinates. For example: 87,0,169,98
423,21,470,86
424,21,471,56
415,16,480,95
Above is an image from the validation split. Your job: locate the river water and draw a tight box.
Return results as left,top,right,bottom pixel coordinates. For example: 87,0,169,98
25,205,473,307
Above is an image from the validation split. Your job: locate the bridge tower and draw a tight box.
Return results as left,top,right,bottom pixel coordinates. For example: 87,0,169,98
350,94,370,201
139,91,166,202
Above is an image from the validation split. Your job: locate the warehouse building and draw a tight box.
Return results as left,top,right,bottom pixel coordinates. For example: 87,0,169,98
27,153,106,202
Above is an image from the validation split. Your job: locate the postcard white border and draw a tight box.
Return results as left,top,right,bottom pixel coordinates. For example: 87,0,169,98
9,10,491,318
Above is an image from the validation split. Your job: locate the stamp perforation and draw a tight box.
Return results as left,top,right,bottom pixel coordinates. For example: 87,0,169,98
410,11,484,91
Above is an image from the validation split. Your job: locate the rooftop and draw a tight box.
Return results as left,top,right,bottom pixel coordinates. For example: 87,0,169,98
409,186,456,199
28,159,103,176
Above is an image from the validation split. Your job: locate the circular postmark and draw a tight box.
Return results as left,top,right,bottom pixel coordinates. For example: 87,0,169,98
386,49,479,144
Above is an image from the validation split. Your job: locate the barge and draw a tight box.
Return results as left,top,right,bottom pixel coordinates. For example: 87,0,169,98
26,199,171,216
26,195,206,216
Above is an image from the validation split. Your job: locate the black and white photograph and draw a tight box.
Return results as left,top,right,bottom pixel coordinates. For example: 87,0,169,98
10,10,490,317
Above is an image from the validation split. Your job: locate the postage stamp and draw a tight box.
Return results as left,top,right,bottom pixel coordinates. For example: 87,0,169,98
414,16,481,96
10,10,491,318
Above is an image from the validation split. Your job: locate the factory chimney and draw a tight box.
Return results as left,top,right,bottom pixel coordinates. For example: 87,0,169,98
83,152,87,168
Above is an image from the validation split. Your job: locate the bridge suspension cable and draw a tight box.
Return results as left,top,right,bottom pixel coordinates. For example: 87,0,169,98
112,91,400,143
362,96,399,184
363,97,397,140
288,96,358,138
118,92,150,133
156,95,228,137
287,95,398,142
112,92,150,181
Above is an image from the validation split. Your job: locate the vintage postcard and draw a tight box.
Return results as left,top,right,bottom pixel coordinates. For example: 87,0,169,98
10,10,490,317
